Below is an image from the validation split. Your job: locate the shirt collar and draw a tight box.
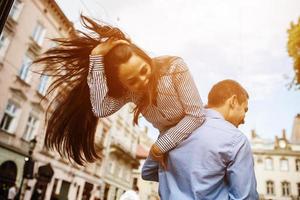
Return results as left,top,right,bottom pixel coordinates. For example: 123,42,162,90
204,108,225,120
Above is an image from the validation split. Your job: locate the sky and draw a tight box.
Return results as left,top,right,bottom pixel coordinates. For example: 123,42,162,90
55,0,300,141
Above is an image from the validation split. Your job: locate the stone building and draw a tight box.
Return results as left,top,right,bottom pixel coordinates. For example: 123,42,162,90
0,0,147,199
98,104,147,200
133,128,160,200
251,114,300,200
0,0,79,199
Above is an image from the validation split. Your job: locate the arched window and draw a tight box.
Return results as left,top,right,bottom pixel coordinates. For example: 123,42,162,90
0,160,18,185
0,31,11,60
0,100,21,134
37,75,49,95
280,158,289,171
281,181,290,196
296,159,300,171
266,180,274,195
19,53,33,83
265,157,273,170
108,155,115,174
9,0,23,21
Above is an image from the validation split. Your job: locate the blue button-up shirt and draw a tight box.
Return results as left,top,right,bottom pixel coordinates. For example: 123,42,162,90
142,109,258,200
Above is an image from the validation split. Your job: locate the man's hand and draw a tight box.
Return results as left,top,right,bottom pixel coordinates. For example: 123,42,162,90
150,144,168,170
91,38,129,56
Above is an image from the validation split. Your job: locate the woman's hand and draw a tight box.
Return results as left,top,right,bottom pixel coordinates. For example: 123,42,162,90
150,144,168,170
91,38,129,56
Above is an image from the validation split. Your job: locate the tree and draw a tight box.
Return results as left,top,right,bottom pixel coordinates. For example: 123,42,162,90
287,17,300,89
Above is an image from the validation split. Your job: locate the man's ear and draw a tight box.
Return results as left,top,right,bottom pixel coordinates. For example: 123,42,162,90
228,95,238,108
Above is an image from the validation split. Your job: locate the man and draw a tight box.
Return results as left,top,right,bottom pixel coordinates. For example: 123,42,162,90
142,79,258,200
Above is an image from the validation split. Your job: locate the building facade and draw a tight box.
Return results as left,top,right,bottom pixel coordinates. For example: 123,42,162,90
0,0,77,199
133,128,160,200
0,0,149,200
98,104,147,200
251,114,300,200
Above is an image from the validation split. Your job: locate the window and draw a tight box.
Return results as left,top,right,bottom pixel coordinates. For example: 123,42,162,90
32,22,46,46
266,181,274,195
280,159,289,171
51,178,59,196
281,181,290,196
133,177,138,187
37,75,49,95
9,0,23,21
265,158,273,170
118,165,123,178
0,31,11,59
296,159,300,171
126,168,131,181
123,168,128,181
114,161,121,176
297,183,300,197
19,54,32,83
100,126,109,145
108,160,115,174
0,101,20,133
22,114,39,141
76,185,81,200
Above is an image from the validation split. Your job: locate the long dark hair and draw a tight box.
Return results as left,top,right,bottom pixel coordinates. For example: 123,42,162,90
33,15,157,165
104,43,159,124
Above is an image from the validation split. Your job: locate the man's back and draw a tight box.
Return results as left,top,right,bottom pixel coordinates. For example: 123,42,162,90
142,109,258,200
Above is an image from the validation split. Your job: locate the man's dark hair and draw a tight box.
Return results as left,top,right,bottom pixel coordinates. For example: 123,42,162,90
207,79,249,107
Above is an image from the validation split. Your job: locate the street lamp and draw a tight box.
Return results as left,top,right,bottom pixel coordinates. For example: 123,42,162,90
15,137,37,200
28,137,37,156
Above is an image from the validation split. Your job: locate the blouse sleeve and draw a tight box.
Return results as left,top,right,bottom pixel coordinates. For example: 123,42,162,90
155,58,205,153
87,55,129,117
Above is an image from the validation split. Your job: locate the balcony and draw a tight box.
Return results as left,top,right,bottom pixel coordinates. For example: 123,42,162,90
28,37,42,56
0,130,32,156
109,136,139,167
110,138,134,158
4,16,17,34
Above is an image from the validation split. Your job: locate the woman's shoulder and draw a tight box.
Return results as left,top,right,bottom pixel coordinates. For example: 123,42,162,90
153,55,181,65
153,55,186,74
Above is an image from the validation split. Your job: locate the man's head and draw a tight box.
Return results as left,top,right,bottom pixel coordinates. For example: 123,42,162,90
207,79,249,127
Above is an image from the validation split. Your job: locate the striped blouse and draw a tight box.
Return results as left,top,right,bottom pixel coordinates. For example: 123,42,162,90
87,55,205,153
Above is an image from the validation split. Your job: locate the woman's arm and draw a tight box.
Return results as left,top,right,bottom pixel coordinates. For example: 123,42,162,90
154,58,205,153
87,55,129,117
87,39,130,117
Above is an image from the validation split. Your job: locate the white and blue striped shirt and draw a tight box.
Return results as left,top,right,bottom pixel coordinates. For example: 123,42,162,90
87,55,205,152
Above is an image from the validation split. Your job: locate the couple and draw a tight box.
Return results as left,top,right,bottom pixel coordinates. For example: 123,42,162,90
34,15,258,199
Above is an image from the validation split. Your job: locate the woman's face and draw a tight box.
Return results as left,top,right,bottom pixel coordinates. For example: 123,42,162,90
118,53,152,93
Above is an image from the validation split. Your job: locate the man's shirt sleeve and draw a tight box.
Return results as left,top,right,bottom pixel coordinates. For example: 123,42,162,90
141,156,159,182
226,134,259,200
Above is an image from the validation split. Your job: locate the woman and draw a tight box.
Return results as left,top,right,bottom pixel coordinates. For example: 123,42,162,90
34,15,205,167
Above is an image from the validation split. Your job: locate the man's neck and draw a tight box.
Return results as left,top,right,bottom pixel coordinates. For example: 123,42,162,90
207,106,227,120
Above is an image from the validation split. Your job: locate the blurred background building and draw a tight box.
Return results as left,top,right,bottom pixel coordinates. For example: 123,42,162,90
133,128,160,200
0,0,154,199
0,0,74,199
251,114,300,200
